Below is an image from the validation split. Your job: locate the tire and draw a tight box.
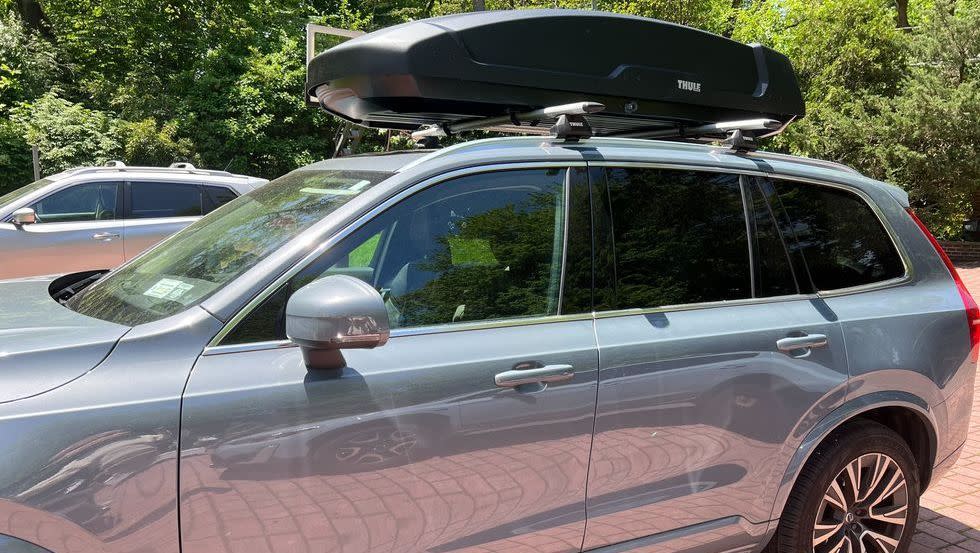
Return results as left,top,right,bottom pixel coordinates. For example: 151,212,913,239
766,420,920,553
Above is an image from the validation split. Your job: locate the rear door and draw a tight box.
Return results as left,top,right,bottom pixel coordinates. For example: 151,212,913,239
179,166,599,553
584,167,849,551
8,181,125,276
123,180,204,258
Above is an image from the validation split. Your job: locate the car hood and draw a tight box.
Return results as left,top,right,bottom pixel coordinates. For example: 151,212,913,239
0,276,129,404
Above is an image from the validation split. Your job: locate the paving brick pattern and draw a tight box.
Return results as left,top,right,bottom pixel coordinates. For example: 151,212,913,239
911,263,980,553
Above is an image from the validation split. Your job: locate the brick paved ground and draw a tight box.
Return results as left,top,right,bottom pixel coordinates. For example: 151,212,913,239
911,263,980,553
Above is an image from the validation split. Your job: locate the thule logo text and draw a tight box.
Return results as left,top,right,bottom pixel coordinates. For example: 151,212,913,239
677,79,702,93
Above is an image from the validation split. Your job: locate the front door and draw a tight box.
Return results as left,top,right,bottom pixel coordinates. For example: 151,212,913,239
1,181,125,278
583,167,849,551
179,166,598,553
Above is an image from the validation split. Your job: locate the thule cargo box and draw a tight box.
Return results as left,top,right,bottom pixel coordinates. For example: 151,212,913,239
306,10,805,137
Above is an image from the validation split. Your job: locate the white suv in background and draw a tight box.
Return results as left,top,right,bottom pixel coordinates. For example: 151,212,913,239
0,162,266,280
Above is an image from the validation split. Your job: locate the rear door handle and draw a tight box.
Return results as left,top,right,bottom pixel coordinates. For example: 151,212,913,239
776,334,829,352
495,364,574,387
92,232,120,241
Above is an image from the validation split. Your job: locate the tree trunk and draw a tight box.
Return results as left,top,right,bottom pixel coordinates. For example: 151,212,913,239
723,0,742,38
894,0,910,29
472,0,486,11
17,0,47,33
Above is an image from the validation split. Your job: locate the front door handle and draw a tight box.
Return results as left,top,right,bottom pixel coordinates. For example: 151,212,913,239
92,232,120,241
495,364,574,388
776,334,829,352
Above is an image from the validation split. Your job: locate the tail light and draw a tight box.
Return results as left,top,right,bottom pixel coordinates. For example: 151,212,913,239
906,207,980,362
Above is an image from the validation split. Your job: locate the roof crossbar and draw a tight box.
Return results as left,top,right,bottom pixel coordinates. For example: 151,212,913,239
613,118,783,139
411,101,605,139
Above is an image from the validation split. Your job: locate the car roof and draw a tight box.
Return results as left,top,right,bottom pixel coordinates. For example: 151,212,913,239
52,164,267,193
305,137,907,207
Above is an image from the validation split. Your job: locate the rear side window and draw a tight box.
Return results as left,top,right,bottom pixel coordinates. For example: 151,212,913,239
772,180,905,290
602,168,751,309
130,182,203,219
746,178,799,297
203,185,238,214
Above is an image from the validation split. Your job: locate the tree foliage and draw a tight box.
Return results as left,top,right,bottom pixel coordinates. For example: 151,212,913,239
0,0,978,236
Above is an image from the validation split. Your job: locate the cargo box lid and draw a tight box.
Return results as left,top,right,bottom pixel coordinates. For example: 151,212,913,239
307,10,805,138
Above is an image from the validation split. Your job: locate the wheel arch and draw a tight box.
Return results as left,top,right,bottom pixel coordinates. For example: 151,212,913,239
769,391,938,522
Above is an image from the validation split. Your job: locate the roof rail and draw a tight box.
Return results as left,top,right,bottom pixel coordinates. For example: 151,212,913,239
63,164,240,178
745,150,861,175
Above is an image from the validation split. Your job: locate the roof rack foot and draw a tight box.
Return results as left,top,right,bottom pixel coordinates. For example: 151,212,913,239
550,114,593,142
722,129,758,152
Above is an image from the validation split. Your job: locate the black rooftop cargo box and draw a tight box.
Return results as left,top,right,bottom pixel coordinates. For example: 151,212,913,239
306,10,805,137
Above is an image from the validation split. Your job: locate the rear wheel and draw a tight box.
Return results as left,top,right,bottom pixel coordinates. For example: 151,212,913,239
767,420,919,553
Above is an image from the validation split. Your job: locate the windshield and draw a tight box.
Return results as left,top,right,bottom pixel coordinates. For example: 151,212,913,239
68,168,393,326
0,177,58,211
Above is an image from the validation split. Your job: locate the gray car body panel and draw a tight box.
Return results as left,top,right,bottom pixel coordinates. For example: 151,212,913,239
0,137,973,553
0,277,128,403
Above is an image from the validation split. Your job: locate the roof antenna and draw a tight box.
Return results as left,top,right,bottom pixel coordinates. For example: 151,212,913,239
550,114,593,142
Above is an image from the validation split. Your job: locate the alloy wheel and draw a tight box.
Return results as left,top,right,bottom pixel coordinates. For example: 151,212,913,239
812,453,909,553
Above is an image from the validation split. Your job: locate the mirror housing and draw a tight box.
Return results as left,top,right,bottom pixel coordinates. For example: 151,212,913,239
11,208,36,226
286,275,390,370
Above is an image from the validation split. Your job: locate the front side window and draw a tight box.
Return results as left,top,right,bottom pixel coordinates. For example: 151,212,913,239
772,180,905,290
30,182,120,223
68,169,393,326
222,168,569,344
130,181,202,219
601,167,751,310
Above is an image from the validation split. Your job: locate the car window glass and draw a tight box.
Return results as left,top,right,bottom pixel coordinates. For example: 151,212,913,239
203,186,238,214
747,179,799,297
30,182,119,223
221,168,568,344
772,180,905,290
130,182,202,219
603,167,750,309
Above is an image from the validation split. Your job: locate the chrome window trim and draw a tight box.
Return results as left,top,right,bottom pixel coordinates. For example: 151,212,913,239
591,293,819,320
202,312,597,356
206,161,586,348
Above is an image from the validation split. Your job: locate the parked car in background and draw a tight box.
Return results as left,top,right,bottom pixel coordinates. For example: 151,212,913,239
0,161,266,280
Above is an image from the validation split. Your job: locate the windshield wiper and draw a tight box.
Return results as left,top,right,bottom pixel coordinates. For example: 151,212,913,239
51,270,109,304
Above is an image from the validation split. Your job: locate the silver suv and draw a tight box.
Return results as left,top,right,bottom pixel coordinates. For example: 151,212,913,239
0,137,974,553
0,162,266,279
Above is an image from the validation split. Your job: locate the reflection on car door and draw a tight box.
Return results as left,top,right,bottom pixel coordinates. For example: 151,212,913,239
178,167,599,553
584,168,849,551
1,181,125,278
123,181,205,258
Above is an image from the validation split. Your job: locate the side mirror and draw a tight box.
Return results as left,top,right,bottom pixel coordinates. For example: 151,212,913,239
11,207,36,226
286,275,390,370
